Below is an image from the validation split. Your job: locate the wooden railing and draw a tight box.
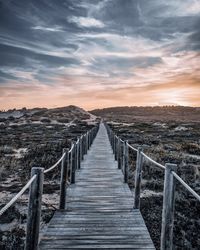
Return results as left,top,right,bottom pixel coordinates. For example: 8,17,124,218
105,123,200,250
0,124,99,250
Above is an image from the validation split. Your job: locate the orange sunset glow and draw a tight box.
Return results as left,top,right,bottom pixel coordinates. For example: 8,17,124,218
0,0,200,110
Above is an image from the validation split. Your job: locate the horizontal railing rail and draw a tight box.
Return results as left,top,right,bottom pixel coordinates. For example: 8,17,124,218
105,122,200,250
127,142,138,152
44,152,66,174
141,152,166,170
172,171,200,202
0,124,99,250
0,175,37,217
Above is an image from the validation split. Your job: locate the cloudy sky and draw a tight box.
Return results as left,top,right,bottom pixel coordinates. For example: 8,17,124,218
0,0,200,110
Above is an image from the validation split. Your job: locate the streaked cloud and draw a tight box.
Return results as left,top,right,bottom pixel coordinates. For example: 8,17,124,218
0,0,199,109
68,16,105,28
32,25,63,32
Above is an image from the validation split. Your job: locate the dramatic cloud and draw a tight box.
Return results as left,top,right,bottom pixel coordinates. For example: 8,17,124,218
0,0,199,109
68,16,105,28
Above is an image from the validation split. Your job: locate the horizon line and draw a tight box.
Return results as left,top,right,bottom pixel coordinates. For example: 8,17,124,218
1,104,200,113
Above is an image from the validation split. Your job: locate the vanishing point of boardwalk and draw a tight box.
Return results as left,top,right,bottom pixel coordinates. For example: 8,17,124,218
39,124,155,249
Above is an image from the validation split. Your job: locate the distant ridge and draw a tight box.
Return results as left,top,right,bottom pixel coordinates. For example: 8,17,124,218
0,105,97,125
90,106,200,123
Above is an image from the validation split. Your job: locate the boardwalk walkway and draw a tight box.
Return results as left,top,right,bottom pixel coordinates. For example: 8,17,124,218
39,124,155,249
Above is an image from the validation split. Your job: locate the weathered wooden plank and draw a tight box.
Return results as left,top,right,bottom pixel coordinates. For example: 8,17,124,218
40,241,154,246
40,246,155,250
40,244,155,249
39,124,155,250
45,234,149,240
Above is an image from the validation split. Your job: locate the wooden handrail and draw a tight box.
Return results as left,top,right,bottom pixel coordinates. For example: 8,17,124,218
25,167,44,250
0,124,99,249
105,123,200,250
0,175,36,217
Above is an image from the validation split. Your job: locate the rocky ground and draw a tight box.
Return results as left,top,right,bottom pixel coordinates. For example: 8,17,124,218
91,106,200,250
0,105,98,249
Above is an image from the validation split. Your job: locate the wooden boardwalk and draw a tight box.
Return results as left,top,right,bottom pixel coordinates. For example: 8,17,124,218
39,124,155,249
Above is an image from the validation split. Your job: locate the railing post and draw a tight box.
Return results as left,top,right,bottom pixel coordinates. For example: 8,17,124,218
76,140,80,169
59,148,68,209
119,140,123,170
122,141,125,174
92,128,94,143
84,134,87,155
82,135,85,156
88,131,90,146
112,133,114,153
75,141,77,170
81,136,84,160
93,128,95,142
67,147,70,181
90,129,92,143
79,138,81,168
86,132,88,153
87,132,89,150
114,136,117,161
117,137,121,169
134,147,143,209
113,134,116,155
107,126,110,140
91,129,93,144
78,139,81,169
161,163,177,250
110,131,113,148
25,167,44,250
88,131,90,149
89,131,91,147
70,144,73,182
124,140,129,183
71,144,76,184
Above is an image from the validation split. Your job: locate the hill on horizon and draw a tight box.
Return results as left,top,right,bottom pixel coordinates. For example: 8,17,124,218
91,106,200,123
0,105,97,125
1,105,200,123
